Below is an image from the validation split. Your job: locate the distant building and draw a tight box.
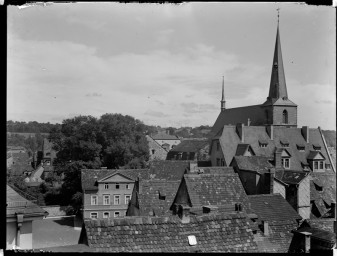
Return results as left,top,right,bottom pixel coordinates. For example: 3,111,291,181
6,185,47,249
166,139,210,161
41,138,57,166
146,135,168,161
150,132,181,151
81,169,150,219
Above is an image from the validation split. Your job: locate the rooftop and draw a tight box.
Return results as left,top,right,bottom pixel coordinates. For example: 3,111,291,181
232,156,274,174
168,139,209,153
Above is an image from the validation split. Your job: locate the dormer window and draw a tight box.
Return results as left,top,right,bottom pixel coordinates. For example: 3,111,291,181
259,142,268,148
297,144,305,152
281,158,290,169
158,191,166,200
280,139,289,148
313,144,321,151
301,162,310,171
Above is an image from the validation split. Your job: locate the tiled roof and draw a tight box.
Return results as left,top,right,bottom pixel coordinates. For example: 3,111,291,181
83,213,258,252
149,160,190,181
307,150,325,160
274,170,309,185
146,135,168,161
151,133,180,140
8,152,34,176
81,169,150,191
247,194,302,222
310,173,336,217
168,139,209,153
182,173,250,210
254,220,299,253
218,126,334,173
294,226,336,244
6,185,47,217
195,166,235,174
235,144,254,156
136,180,181,216
232,156,273,173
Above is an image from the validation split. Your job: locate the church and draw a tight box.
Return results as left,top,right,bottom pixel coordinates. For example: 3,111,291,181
211,21,297,137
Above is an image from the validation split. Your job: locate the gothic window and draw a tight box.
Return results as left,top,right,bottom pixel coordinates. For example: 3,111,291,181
282,110,288,124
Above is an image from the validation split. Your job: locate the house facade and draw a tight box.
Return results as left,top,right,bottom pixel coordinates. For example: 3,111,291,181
81,169,150,219
146,135,168,161
41,138,57,166
6,185,47,249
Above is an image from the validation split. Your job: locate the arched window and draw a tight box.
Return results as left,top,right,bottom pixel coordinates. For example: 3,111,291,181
282,110,288,124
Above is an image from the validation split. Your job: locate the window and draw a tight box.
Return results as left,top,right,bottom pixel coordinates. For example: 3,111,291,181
314,161,318,170
297,145,305,152
126,184,130,190
216,158,220,166
103,212,110,218
115,183,120,189
281,158,290,169
103,195,110,205
91,195,98,205
125,195,131,205
313,144,321,151
104,183,109,189
114,195,120,205
90,212,98,219
151,149,155,155
282,110,288,124
114,211,120,217
221,158,225,166
320,161,324,169
259,143,268,148
281,143,289,148
326,163,331,170
216,141,220,151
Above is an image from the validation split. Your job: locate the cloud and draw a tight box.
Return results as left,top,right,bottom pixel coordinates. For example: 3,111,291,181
144,110,169,118
181,103,218,114
314,100,332,104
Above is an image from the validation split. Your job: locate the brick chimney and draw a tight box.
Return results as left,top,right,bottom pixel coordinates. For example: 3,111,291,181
266,125,274,140
301,126,309,143
299,231,312,253
178,205,191,223
262,220,269,236
236,123,244,143
265,168,275,193
274,149,282,169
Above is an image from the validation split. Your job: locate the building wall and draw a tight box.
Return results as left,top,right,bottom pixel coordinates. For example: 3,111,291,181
83,181,134,219
210,140,225,166
236,170,258,195
297,177,311,219
273,180,286,198
6,221,33,249
147,135,168,161
271,106,297,127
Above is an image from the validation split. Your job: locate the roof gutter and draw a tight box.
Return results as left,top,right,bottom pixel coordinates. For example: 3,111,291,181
318,126,336,173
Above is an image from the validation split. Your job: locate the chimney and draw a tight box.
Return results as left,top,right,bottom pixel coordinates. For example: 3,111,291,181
274,149,282,169
189,161,198,172
262,220,269,236
247,118,251,127
266,125,274,140
236,123,244,143
299,231,312,253
203,205,218,214
301,126,309,143
178,205,191,223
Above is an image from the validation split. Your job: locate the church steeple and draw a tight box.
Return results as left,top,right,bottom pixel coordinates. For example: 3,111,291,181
221,76,226,111
268,18,288,101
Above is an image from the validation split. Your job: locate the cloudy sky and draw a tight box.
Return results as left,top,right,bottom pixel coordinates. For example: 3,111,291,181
7,2,336,129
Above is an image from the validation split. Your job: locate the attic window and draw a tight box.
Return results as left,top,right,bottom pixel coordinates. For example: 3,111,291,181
115,183,120,189
159,192,166,200
188,235,197,246
280,141,289,148
313,144,321,151
297,145,305,152
259,142,268,148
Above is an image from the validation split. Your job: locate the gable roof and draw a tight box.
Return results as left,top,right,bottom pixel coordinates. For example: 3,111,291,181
307,150,326,160
274,170,309,185
83,213,258,252
232,156,273,174
7,185,47,217
136,180,181,217
248,194,302,222
168,139,209,153
310,173,336,208
181,173,250,210
217,126,333,173
81,169,150,191
151,133,180,141
149,160,190,181
235,144,255,156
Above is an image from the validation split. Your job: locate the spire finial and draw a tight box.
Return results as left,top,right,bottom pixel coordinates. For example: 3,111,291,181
277,7,280,25
221,75,226,111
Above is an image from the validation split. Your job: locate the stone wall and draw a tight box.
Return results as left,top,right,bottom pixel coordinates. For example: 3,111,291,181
272,106,297,126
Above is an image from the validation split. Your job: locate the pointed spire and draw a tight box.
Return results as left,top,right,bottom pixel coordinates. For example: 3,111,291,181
221,76,226,111
268,10,288,101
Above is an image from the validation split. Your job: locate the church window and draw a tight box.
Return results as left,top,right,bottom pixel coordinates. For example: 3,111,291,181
282,110,288,124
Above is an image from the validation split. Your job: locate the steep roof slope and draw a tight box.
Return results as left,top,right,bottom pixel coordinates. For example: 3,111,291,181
149,160,190,181
83,213,258,252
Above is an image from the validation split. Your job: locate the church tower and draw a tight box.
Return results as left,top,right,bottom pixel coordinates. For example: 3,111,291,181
220,76,226,111
262,12,297,127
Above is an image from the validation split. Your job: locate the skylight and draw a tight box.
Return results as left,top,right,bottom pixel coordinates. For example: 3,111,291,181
188,235,197,246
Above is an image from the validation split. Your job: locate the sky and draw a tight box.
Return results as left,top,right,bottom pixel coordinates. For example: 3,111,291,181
7,2,336,130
